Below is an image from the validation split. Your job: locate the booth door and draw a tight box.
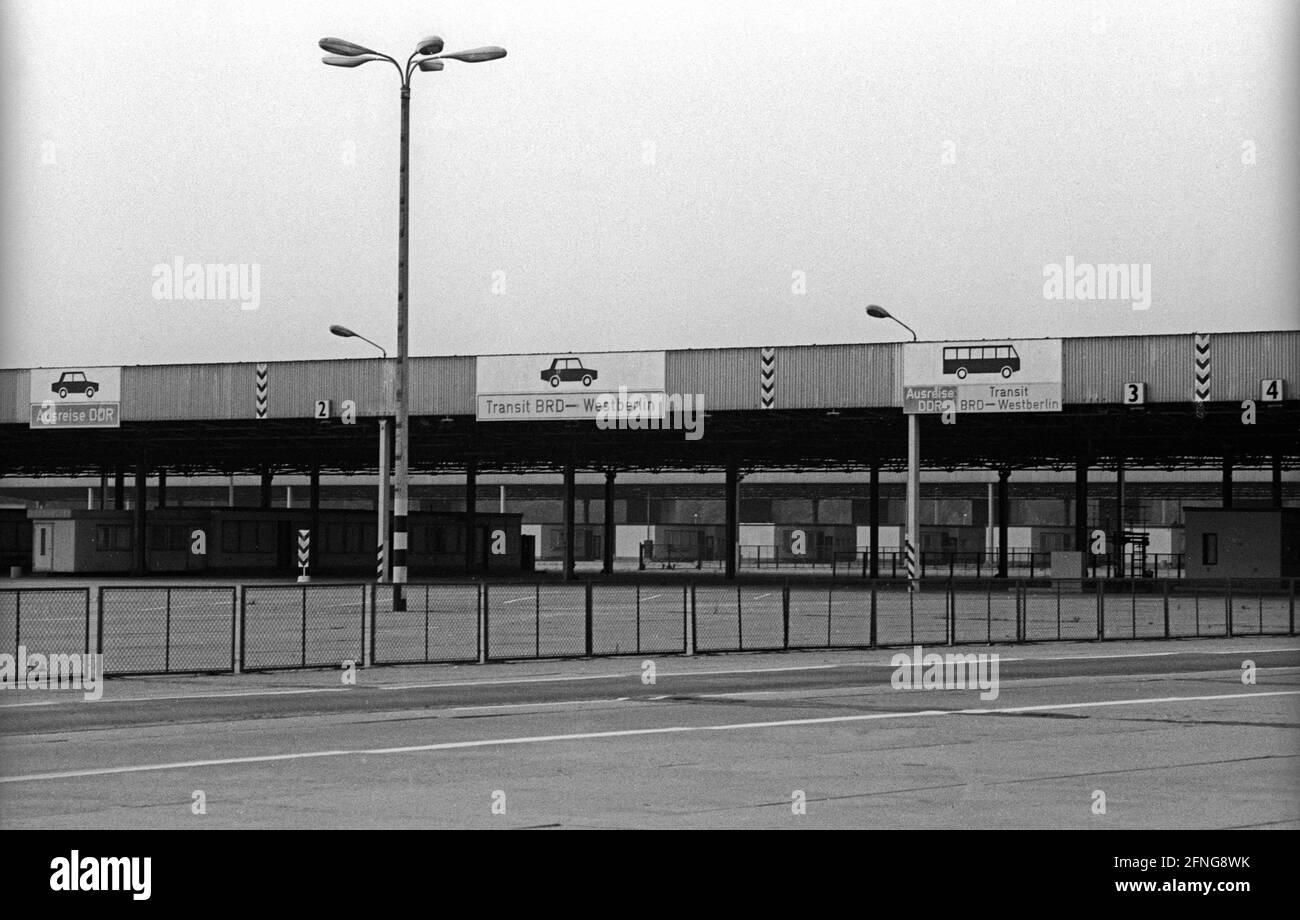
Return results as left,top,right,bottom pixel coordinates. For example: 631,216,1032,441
33,524,54,572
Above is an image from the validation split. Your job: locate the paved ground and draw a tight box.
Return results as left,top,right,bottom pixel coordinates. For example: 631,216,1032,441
1,638,1297,829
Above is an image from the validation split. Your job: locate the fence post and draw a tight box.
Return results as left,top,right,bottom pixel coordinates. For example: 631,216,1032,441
369,584,377,667
1130,578,1137,639
947,578,955,646
94,587,102,657
585,582,594,657
825,582,833,647
986,581,992,645
782,581,790,650
736,583,744,651
1162,578,1170,638
480,583,489,664
1225,579,1233,637
635,584,642,654
360,584,368,668
165,586,172,673
687,583,696,656
236,585,245,674
869,583,877,648
534,583,541,659
1290,578,1296,636
227,587,237,674
1097,578,1106,641
301,585,307,668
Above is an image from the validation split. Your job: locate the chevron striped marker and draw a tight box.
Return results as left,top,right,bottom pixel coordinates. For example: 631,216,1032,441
1193,333,1210,402
296,529,311,583
904,539,918,591
760,347,775,409
255,364,269,419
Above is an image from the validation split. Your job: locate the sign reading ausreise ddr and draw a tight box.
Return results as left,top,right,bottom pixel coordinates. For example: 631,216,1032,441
29,366,123,428
476,351,666,421
902,339,1062,414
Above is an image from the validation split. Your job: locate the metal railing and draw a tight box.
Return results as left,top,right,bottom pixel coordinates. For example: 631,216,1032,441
98,586,236,675
0,587,91,658
0,578,1288,679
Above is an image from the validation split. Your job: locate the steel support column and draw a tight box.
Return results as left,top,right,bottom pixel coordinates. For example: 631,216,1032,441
996,469,1010,578
602,470,616,575
562,464,576,581
724,463,740,580
132,461,147,575
1074,456,1088,552
868,465,880,579
465,460,478,575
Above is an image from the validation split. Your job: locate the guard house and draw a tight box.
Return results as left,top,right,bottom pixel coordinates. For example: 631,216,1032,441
27,507,524,575
1182,507,1300,579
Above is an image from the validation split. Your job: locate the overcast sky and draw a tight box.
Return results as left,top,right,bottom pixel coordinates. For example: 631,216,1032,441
1,0,1296,369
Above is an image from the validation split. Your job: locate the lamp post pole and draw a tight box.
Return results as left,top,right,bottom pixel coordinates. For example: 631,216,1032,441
392,83,411,604
321,35,506,609
866,305,921,591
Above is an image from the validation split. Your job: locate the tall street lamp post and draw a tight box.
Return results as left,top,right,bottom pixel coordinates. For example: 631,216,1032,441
330,324,391,582
321,35,506,609
866,305,921,592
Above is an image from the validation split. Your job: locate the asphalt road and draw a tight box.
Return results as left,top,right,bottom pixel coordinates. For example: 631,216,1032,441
1,638,1297,829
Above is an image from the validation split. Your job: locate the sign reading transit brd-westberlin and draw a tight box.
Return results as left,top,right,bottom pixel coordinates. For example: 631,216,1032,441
902,339,1062,414
29,366,123,429
476,351,666,421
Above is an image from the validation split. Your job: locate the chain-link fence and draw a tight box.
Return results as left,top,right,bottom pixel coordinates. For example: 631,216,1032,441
240,584,367,671
370,583,480,665
0,588,90,659
98,586,236,675
589,584,687,655
483,583,589,661
6,577,1288,676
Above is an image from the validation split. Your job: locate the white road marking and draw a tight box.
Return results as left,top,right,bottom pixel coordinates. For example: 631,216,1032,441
1,690,1294,784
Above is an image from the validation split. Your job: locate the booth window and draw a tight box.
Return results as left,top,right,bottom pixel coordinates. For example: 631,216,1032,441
1202,533,1218,566
96,525,133,552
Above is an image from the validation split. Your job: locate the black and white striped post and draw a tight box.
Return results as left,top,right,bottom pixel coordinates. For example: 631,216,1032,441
905,412,919,592
377,418,390,583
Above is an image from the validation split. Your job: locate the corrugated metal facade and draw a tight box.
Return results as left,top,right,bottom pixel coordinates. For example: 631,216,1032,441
3,332,1294,422
666,348,762,410
1206,331,1300,404
665,343,898,409
771,343,898,408
409,356,475,415
0,369,24,424
124,363,250,420
1061,334,1190,403
1061,331,1300,404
